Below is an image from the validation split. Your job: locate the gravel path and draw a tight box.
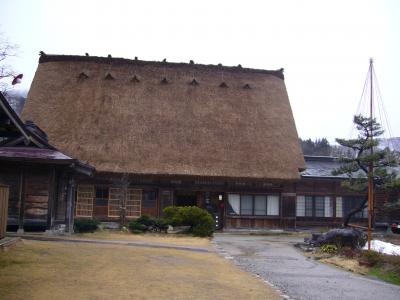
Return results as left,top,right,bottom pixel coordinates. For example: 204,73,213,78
213,233,400,300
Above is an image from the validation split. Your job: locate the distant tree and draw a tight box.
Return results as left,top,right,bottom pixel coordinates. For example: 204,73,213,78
0,32,18,94
300,137,332,156
314,138,331,156
332,115,399,226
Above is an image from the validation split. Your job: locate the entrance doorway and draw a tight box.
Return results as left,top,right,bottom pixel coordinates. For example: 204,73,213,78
204,192,224,230
175,191,197,207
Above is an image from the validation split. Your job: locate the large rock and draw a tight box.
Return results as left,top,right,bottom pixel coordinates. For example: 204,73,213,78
305,228,367,249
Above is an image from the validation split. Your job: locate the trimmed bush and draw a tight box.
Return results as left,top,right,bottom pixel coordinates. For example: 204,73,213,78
127,215,167,233
162,207,182,226
74,219,99,233
135,215,156,227
127,220,147,233
163,206,214,237
192,220,214,237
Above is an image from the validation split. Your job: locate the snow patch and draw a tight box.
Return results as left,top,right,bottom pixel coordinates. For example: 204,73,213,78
363,240,400,256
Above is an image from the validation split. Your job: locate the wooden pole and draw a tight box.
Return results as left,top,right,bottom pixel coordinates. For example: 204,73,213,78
367,58,374,250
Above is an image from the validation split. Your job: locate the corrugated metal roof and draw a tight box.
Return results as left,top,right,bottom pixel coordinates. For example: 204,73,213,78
0,147,73,163
301,156,348,178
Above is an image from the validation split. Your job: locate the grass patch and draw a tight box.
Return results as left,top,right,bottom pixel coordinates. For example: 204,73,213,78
308,246,400,286
73,230,212,248
0,239,280,300
369,267,400,285
0,258,28,268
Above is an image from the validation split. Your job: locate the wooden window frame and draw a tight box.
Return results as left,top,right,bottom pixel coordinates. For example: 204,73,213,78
108,187,122,218
126,188,142,218
76,185,94,217
297,195,335,218
227,193,280,217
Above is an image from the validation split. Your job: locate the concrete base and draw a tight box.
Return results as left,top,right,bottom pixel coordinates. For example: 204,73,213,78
99,222,120,230
45,224,68,235
0,237,21,251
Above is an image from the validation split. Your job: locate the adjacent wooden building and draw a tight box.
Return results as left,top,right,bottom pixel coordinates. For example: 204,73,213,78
0,91,93,232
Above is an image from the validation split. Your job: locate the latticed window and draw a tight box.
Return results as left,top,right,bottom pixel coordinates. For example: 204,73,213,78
126,189,141,217
315,196,325,217
108,188,123,217
296,195,305,216
343,197,367,219
76,185,94,217
297,196,334,218
227,194,280,216
305,196,313,217
336,197,343,217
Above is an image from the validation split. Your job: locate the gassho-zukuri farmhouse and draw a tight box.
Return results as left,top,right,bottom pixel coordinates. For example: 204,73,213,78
0,53,376,232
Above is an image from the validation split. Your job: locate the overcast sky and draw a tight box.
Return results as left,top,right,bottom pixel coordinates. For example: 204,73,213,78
1,0,399,143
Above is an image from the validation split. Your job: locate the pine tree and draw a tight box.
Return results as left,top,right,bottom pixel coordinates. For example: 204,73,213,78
332,115,398,226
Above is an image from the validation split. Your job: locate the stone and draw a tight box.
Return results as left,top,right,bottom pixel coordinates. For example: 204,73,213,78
306,228,367,249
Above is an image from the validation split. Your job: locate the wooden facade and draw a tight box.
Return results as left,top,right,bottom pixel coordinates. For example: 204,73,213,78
70,156,377,230
1,162,71,230
0,185,9,239
0,91,94,233
72,172,370,230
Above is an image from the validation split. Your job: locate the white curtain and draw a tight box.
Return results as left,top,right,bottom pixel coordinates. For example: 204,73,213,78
228,194,240,215
324,196,333,217
267,195,279,216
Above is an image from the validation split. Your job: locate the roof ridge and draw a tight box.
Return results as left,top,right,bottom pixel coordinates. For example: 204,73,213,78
38,52,285,80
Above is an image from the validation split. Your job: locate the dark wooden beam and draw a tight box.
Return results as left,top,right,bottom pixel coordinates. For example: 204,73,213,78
47,167,57,230
65,177,76,234
17,167,25,233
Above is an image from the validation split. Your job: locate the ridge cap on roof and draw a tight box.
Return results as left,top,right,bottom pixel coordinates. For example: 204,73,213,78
38,53,285,80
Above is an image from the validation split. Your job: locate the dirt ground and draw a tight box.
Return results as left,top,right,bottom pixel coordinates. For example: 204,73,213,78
0,239,280,300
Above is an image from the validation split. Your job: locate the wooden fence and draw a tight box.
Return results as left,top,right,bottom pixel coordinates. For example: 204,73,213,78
0,185,9,239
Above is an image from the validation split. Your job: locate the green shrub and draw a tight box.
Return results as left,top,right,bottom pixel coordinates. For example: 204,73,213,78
127,220,147,233
162,207,182,226
192,219,214,237
153,218,168,230
127,215,167,233
135,215,156,227
320,244,338,254
162,206,214,237
74,219,99,233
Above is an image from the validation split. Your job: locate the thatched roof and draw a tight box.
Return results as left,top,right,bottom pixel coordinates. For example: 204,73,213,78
23,53,305,180
0,91,94,175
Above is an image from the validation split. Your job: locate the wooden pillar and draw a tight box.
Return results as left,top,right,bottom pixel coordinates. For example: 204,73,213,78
17,168,25,233
65,177,76,234
47,167,57,230
0,185,9,239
